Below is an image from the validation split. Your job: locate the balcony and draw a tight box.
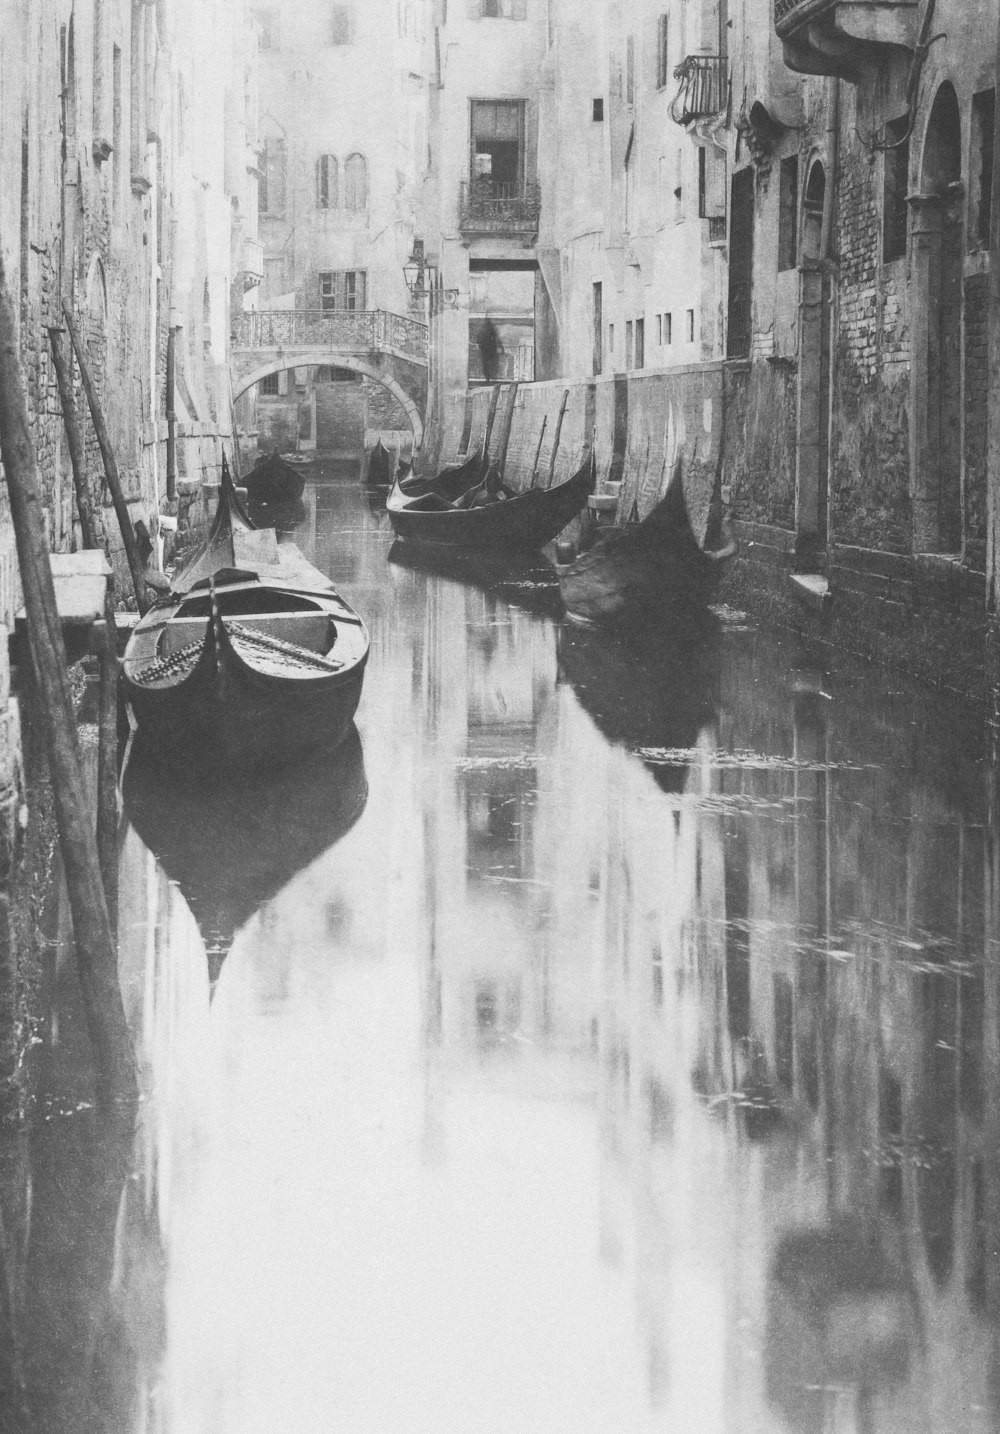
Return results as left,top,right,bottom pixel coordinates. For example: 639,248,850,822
459,180,541,242
669,56,728,128
774,0,919,79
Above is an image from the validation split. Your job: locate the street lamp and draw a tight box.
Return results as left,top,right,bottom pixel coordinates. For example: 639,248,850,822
403,239,459,308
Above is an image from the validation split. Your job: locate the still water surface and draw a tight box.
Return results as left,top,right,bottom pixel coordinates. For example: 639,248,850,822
7,469,1000,1433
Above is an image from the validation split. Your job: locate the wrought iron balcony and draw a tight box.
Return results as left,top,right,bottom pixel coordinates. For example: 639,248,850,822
774,0,919,78
459,180,541,239
669,55,728,127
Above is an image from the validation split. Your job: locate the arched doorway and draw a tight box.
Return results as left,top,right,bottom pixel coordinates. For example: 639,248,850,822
795,158,830,566
911,83,963,554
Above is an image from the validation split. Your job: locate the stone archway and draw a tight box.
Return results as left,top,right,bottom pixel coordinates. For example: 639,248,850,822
911,82,963,554
234,354,424,450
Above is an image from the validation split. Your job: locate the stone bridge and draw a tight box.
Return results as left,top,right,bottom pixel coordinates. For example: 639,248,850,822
231,309,429,446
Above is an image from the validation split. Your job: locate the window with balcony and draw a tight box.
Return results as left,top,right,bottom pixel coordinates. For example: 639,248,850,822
319,270,367,309
317,153,338,209
969,89,995,251
344,152,368,211
882,117,909,263
656,14,669,89
462,99,540,233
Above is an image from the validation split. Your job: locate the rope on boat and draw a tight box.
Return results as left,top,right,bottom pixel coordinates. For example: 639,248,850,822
130,621,343,685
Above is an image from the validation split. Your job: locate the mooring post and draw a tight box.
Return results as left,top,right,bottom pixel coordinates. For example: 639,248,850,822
0,267,136,1106
496,381,519,479
546,389,570,488
482,382,502,459
62,301,150,615
529,414,548,488
47,327,101,550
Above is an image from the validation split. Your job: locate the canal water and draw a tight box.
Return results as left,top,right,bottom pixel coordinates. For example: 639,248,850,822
5,467,1000,1432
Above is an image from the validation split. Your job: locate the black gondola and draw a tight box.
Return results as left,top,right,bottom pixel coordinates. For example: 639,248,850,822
242,452,307,505
364,439,394,488
386,450,595,551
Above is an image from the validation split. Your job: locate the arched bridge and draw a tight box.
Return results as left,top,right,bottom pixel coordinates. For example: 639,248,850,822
232,309,429,445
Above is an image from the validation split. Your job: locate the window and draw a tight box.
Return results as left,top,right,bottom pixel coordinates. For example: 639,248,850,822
253,7,278,48
778,155,798,270
686,309,695,343
474,0,528,17
317,153,338,209
592,281,603,375
344,152,368,211
319,270,367,309
330,4,353,43
882,116,909,263
656,314,662,346
664,312,672,344
635,316,645,368
674,146,684,222
592,97,604,122
471,100,525,195
656,14,669,89
625,319,634,368
626,35,635,106
259,134,286,216
970,89,995,251
260,372,280,395
608,322,614,354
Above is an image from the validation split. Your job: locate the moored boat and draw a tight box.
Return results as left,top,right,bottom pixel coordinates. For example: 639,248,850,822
387,449,596,551
364,439,393,488
397,438,489,501
242,451,307,505
556,461,737,630
122,455,369,772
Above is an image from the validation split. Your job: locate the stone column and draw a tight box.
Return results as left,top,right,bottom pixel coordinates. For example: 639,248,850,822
795,259,825,563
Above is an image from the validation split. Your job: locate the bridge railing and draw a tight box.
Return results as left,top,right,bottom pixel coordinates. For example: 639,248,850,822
234,308,429,363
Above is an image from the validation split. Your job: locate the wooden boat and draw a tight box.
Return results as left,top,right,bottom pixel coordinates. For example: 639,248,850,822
247,494,307,533
387,449,596,551
556,461,737,630
557,611,720,793
123,725,367,986
122,456,369,772
397,438,489,501
364,439,393,488
242,452,307,504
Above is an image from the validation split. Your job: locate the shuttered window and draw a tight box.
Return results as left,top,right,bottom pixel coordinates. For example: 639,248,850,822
319,270,367,310
316,154,338,208
344,153,368,211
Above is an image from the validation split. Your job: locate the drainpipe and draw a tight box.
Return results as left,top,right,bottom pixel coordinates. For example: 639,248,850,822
821,75,840,560
165,324,177,502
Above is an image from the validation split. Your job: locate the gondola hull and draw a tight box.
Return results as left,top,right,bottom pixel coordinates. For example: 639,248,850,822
243,453,307,505
364,440,394,488
387,452,595,551
122,580,369,773
397,441,489,501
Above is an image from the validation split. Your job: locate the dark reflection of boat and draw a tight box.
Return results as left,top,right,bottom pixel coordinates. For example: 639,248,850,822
387,539,563,620
556,611,720,792
556,460,737,630
246,495,307,533
122,725,368,984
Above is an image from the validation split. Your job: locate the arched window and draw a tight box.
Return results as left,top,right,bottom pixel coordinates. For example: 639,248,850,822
317,153,338,209
259,131,287,217
344,152,368,212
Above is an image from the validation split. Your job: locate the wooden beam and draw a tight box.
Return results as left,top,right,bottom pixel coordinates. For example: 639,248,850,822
546,389,570,488
48,327,101,550
495,381,519,478
62,301,150,615
482,382,502,458
0,264,136,1105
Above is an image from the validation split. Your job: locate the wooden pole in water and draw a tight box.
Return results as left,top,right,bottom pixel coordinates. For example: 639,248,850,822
48,327,101,550
62,301,150,615
0,267,136,1106
546,389,570,488
495,381,519,479
51,323,121,931
529,414,548,488
482,382,502,458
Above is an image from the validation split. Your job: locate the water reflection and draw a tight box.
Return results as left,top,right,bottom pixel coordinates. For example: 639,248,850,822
5,477,1000,1432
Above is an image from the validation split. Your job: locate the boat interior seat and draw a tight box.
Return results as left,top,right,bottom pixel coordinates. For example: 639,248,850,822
159,611,334,655
402,491,456,511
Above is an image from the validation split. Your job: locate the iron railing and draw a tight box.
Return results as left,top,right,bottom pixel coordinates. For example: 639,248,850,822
233,308,429,362
669,55,728,126
459,179,541,235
